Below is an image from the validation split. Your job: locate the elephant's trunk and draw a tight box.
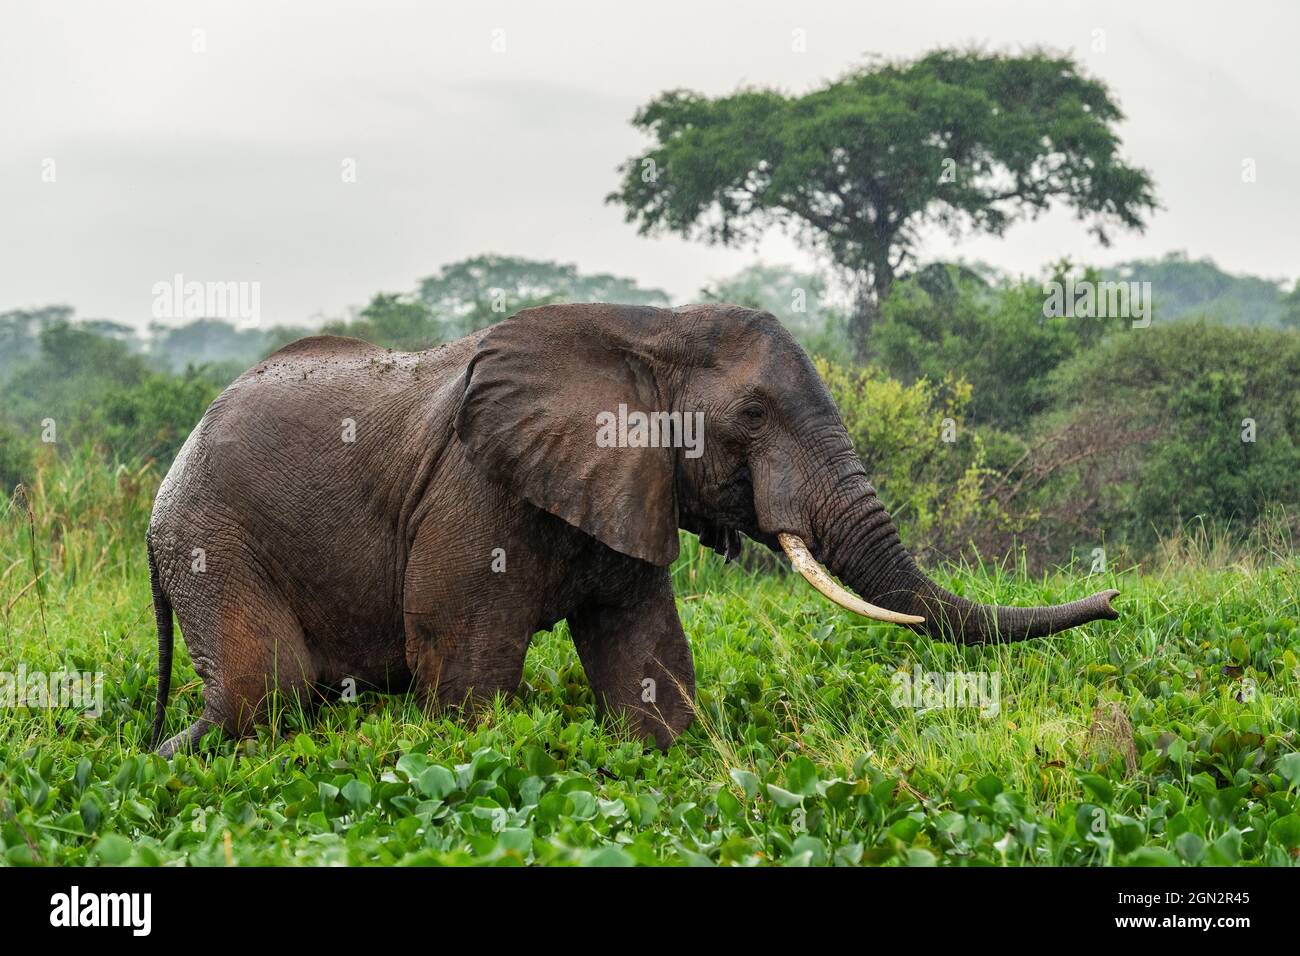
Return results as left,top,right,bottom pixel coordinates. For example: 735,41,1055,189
800,477,1118,644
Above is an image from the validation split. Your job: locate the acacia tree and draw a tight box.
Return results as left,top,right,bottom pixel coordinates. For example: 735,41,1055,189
609,49,1158,352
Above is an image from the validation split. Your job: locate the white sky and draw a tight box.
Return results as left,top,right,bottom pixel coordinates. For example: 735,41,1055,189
2,0,1297,328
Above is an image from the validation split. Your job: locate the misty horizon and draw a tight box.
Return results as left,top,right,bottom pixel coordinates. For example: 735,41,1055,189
4,0,1297,330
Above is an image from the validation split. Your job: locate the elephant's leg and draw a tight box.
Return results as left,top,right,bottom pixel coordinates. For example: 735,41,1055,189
568,571,695,749
402,511,537,715
403,611,533,715
159,581,317,756
156,715,215,759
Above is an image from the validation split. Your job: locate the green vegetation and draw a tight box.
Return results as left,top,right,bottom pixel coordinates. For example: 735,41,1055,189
812,356,998,553
873,263,1122,431
1107,252,1297,329
0,317,222,481
418,254,670,341
1038,323,1300,557
858,266,1300,566
1,269,1297,864
2,453,1298,865
1,263,1297,870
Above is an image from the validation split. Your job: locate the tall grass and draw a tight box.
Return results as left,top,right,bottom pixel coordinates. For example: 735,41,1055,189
1,447,156,662
1149,506,1297,575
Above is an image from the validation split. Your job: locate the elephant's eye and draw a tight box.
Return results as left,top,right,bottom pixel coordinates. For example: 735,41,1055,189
740,402,767,426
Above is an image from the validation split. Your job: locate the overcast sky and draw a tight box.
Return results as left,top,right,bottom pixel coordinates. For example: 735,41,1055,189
3,0,1297,329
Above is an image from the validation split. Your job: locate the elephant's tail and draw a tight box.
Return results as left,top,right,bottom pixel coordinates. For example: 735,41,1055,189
148,541,174,750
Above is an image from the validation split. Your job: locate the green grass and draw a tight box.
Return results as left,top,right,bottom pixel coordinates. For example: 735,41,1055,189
2,452,1299,866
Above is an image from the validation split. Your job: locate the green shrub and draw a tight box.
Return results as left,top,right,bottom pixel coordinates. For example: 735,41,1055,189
1028,322,1300,556
99,369,219,468
814,357,1003,555
874,266,1123,431
0,424,35,498
0,320,150,449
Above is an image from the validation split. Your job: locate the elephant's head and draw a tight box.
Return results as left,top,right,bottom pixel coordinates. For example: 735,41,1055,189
455,303,1118,643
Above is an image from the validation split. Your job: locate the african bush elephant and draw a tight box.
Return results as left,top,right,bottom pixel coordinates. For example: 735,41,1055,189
147,304,1118,755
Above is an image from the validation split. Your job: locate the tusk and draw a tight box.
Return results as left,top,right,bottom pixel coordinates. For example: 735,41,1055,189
778,533,925,626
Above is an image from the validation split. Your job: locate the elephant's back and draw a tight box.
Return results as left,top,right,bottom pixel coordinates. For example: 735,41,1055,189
147,333,476,649
233,333,470,392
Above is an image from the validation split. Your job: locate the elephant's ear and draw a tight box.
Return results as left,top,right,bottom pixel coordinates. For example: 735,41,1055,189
454,304,679,566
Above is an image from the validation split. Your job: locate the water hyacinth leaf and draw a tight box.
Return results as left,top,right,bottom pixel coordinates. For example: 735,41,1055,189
766,785,804,809
889,816,923,843
535,791,569,826
729,768,759,800
1124,847,1178,866
93,833,133,865
1174,832,1205,863
416,765,456,800
524,746,558,776
1276,752,1300,788
1206,829,1242,865
635,794,660,825
1108,814,1143,854
79,794,101,832
1077,772,1114,805
715,787,743,821
583,846,635,867
975,775,1004,803
74,757,92,791
497,828,533,857
568,791,598,821
791,835,827,865
785,756,820,796
933,811,966,842
467,748,507,784
1268,814,1300,850
396,753,429,781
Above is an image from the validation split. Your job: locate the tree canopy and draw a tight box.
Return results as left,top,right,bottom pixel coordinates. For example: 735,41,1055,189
1108,252,1294,328
610,48,1158,350
418,254,669,338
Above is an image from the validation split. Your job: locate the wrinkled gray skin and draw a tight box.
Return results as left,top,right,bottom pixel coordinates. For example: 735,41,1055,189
148,304,1118,755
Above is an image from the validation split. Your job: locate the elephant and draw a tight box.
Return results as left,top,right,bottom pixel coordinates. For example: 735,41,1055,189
147,303,1118,756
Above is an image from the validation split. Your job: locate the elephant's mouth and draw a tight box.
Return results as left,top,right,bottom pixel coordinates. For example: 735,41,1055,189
697,520,742,561
685,465,755,562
